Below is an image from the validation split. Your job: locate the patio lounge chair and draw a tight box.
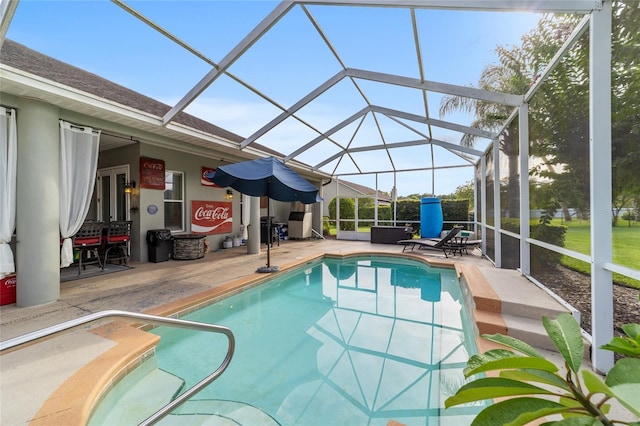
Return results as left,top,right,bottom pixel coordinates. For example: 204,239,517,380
428,227,482,255
397,226,463,257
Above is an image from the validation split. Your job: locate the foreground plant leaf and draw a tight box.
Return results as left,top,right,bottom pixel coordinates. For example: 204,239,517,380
469,397,565,426
581,369,614,397
543,314,584,373
548,418,605,425
600,324,640,358
481,333,544,358
464,349,517,374
604,358,640,417
501,369,571,391
465,352,558,378
621,323,640,341
558,395,586,409
445,377,554,408
510,405,602,426
600,336,640,358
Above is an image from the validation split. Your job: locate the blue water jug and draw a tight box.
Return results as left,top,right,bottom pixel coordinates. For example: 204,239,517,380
420,198,443,238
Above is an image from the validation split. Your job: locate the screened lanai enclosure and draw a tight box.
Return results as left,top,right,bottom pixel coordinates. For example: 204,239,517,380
2,0,638,374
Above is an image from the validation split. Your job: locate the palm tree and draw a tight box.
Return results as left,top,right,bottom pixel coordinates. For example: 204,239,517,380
442,4,639,225
439,44,532,219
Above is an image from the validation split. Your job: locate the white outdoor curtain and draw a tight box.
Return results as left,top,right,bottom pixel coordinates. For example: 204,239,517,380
0,107,17,279
59,121,100,268
241,194,250,240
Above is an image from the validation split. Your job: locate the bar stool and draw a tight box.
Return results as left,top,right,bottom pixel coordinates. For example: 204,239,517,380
102,221,132,270
72,221,104,276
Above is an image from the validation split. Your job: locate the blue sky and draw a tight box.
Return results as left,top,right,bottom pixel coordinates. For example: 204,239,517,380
6,1,543,196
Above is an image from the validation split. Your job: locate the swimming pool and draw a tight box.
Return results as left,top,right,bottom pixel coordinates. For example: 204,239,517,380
89,255,485,425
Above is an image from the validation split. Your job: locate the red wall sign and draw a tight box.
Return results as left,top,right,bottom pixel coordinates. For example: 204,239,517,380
191,201,232,234
201,167,220,187
140,157,165,190
0,274,16,306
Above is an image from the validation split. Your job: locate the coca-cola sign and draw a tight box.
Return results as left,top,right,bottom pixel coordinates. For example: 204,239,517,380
140,157,165,190
201,167,220,187
191,201,232,234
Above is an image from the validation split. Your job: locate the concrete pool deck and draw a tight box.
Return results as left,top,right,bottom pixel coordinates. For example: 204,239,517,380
0,238,623,425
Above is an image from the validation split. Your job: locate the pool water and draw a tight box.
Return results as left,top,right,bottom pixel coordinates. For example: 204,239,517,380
91,256,485,425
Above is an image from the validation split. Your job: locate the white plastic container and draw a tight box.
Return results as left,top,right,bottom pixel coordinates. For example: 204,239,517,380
222,237,233,249
233,236,241,247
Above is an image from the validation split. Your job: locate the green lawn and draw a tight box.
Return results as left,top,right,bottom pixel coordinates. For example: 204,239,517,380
551,219,640,289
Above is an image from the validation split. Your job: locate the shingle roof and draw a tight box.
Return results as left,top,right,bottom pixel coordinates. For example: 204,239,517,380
1,39,281,157
340,180,392,202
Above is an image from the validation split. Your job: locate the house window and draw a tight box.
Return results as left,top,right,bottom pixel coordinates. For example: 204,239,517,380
164,171,184,232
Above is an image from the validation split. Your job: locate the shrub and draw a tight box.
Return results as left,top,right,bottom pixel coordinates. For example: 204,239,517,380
328,197,473,235
328,197,355,231
376,205,392,221
501,218,521,233
395,200,420,222
322,216,331,236
442,199,470,228
394,199,472,234
531,223,566,269
358,205,392,220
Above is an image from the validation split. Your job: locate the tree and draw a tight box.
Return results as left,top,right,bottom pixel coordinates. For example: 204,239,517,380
440,44,530,221
611,1,640,225
441,1,640,225
525,2,640,222
523,14,591,221
401,193,431,201
452,180,475,210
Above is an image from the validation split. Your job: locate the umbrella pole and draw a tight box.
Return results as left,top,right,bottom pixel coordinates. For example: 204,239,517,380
257,198,277,273
266,200,271,268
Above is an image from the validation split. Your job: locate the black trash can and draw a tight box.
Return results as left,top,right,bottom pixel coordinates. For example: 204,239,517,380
146,229,172,263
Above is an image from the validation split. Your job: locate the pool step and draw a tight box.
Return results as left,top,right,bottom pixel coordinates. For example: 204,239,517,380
89,361,185,425
467,266,576,353
502,314,559,351
499,289,571,352
488,269,575,352
162,399,280,425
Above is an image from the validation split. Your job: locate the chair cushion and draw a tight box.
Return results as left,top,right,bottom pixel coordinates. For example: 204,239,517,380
74,237,101,246
108,236,130,243
441,230,476,240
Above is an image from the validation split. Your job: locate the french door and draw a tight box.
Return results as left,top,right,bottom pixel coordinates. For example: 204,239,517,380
97,165,130,222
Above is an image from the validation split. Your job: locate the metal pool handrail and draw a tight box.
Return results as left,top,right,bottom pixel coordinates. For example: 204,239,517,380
0,309,235,426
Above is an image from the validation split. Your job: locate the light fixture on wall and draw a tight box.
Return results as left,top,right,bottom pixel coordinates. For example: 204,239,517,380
124,180,136,194
225,189,234,200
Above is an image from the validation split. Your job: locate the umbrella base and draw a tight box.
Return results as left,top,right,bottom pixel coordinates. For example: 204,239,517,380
256,265,280,273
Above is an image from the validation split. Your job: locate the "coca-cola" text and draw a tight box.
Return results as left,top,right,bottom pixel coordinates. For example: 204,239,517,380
194,206,230,221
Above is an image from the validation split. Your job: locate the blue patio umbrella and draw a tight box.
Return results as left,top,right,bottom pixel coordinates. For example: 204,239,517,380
206,157,321,272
